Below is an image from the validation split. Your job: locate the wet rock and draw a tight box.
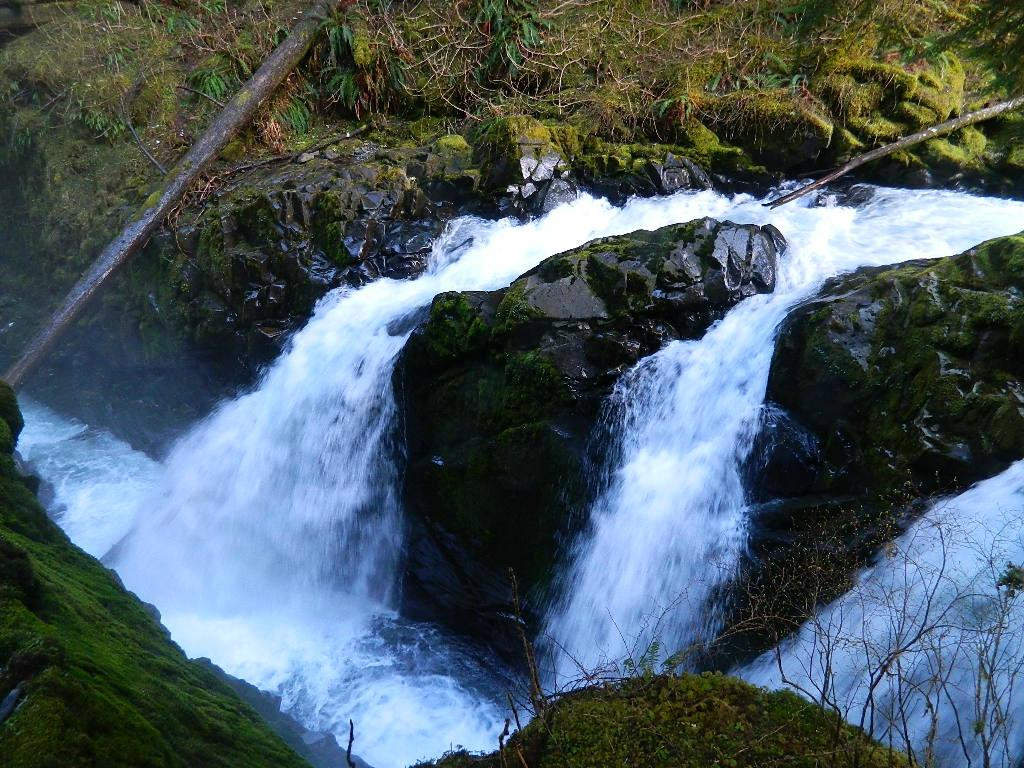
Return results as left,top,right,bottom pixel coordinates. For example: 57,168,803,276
766,230,1024,498
398,218,786,605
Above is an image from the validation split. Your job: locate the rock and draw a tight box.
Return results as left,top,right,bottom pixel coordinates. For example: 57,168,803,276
0,682,24,724
398,218,786,608
765,231,1024,499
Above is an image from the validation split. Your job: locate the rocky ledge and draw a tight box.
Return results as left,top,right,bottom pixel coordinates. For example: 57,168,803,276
726,230,1024,658
766,230,1024,499
398,217,785,634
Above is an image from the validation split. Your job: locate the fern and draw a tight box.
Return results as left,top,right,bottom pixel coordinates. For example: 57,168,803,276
188,58,235,103
275,98,312,136
474,0,549,82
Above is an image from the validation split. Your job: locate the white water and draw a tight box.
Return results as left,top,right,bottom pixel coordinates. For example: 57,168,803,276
17,186,1024,766
743,462,1024,767
17,189,780,767
544,188,1024,684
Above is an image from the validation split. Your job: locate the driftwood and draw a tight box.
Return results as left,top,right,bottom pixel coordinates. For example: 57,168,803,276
766,95,1024,209
4,0,339,388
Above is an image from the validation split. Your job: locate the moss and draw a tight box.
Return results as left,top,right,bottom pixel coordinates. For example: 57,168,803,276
0,382,23,443
470,115,561,187
697,89,834,171
196,215,232,290
423,293,491,362
771,230,1024,498
419,673,904,768
433,133,471,154
493,284,539,336
308,189,353,267
499,352,571,426
0,387,310,768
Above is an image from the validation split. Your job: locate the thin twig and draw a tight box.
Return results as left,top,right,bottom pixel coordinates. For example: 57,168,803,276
225,123,369,176
346,719,356,768
177,84,226,108
122,104,166,174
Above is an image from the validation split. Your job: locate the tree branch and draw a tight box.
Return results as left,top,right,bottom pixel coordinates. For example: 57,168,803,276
766,95,1024,209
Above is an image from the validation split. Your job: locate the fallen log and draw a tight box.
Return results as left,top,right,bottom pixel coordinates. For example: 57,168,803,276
765,95,1024,209
4,0,339,389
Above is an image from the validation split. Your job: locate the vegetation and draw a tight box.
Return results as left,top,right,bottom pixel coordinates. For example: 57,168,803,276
0,382,310,768
416,672,905,767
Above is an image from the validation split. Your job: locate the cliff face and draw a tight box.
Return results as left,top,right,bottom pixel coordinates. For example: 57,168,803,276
0,381,312,768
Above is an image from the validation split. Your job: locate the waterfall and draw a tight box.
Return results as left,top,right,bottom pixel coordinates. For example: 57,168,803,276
17,188,757,766
18,184,1024,766
742,462,1024,767
544,187,1024,684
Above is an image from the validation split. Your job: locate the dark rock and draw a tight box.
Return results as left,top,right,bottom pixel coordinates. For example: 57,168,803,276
398,218,786,605
766,230,1024,498
743,404,821,503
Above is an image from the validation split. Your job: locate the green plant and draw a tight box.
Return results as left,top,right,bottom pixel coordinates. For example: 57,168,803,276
187,57,236,103
274,95,312,135
473,0,548,82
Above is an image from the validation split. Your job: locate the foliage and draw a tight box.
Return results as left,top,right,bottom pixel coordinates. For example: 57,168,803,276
473,0,549,82
318,11,408,117
957,0,1024,91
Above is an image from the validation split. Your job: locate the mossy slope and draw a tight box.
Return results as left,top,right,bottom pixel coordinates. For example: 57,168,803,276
416,673,903,768
0,382,310,768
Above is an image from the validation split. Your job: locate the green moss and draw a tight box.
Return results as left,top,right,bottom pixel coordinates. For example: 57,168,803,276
423,293,491,362
0,382,23,443
433,133,470,154
196,215,232,290
0,387,310,768
499,352,570,425
419,673,904,768
494,284,539,336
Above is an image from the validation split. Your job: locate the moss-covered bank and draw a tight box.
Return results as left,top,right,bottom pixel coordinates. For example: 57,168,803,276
415,673,904,768
0,381,311,768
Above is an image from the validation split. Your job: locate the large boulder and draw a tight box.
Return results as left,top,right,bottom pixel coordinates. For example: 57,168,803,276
766,231,1024,498
398,218,785,626
727,232,1024,657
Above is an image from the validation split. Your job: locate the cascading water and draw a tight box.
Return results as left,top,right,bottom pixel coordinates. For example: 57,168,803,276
17,184,1024,766
18,188,772,766
742,462,1024,767
544,188,1024,685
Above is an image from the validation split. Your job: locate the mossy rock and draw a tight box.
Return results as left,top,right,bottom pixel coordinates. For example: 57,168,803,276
0,385,312,768
768,231,1024,498
401,219,784,602
416,673,904,768
0,381,23,443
